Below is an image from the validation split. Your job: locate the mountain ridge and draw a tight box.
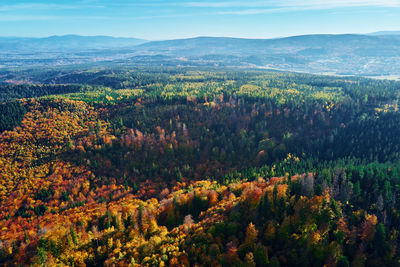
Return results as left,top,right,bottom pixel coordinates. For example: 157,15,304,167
0,35,147,52
1,33,400,77
369,31,400,36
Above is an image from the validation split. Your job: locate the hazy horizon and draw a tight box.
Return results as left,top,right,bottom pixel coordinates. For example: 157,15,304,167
1,30,400,41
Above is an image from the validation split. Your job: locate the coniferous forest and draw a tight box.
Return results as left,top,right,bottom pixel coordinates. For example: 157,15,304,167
1,67,400,266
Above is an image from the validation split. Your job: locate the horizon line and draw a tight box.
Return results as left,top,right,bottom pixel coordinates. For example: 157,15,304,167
0,30,400,41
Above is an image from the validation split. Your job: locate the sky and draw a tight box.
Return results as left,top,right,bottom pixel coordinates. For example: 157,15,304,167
0,0,400,40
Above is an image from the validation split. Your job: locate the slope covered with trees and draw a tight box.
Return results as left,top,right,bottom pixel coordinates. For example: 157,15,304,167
1,68,400,266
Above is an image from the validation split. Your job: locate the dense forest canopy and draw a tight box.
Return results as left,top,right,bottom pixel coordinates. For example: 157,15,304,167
1,67,400,266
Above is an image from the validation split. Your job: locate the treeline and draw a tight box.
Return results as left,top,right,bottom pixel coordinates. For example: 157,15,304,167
0,84,82,102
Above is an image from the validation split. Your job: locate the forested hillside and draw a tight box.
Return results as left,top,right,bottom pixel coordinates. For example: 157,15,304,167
1,68,400,266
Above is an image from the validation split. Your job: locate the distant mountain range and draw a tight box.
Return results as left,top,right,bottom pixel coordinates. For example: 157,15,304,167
136,34,400,57
368,31,400,36
1,33,400,77
0,35,146,52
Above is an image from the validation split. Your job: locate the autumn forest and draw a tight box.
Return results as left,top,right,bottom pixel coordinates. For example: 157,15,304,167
1,67,400,266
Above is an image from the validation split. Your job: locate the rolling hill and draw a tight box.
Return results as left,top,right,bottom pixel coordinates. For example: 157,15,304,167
1,34,400,77
135,34,400,58
0,35,146,52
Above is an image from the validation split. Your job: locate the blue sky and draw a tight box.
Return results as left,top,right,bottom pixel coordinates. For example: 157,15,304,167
0,0,400,40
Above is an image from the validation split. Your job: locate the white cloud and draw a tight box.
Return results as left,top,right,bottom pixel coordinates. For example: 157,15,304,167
282,0,400,8
0,3,104,12
185,0,400,10
185,1,261,7
215,7,301,15
0,15,58,21
1,0,399,22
